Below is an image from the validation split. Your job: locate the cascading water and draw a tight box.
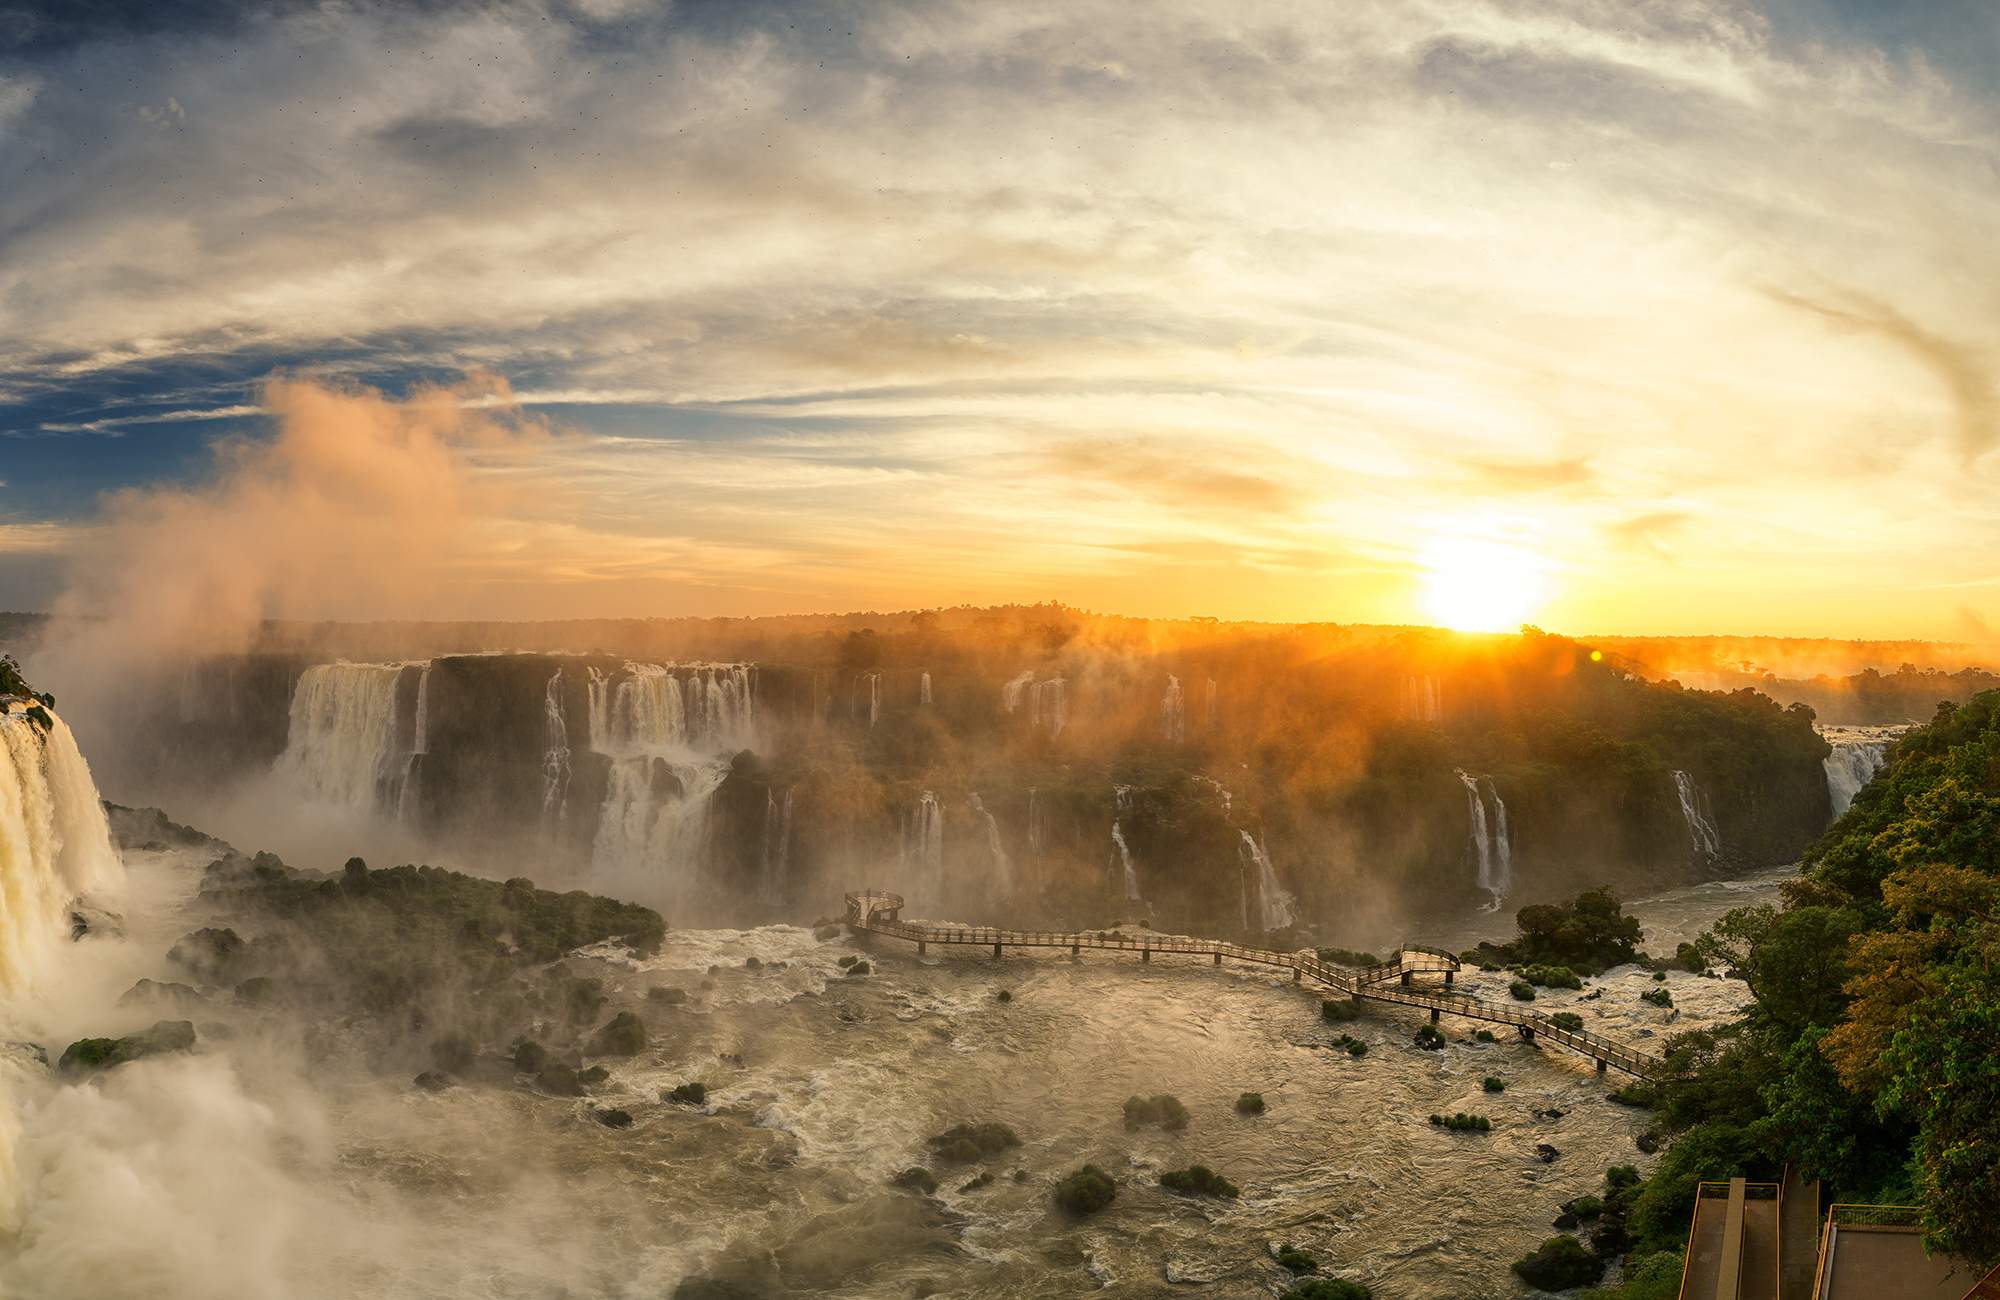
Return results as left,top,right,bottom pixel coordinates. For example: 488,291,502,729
966,793,1013,897
868,673,881,728
919,672,932,706
274,663,408,812
904,792,944,907
1456,771,1514,911
540,668,570,837
397,664,432,824
1001,671,1033,713
1161,676,1184,744
1673,771,1723,860
1027,787,1047,871
760,789,793,906
1820,727,1898,820
1110,785,1140,901
0,707,123,995
1205,678,1216,729
1237,831,1298,931
1401,674,1442,722
1030,678,1067,737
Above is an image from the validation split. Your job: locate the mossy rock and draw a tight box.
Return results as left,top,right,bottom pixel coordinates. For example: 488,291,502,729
1122,1093,1189,1131
1511,1235,1604,1291
537,1062,585,1096
845,960,871,976
512,1038,550,1074
413,1071,453,1092
1159,1164,1240,1198
927,1122,1021,1160
1277,1245,1317,1272
1482,1076,1506,1092
57,1020,196,1075
586,1011,646,1057
1236,1091,1266,1114
1053,1164,1117,1213
578,1065,610,1084
1319,999,1360,1022
597,1108,634,1128
668,1081,706,1105
1551,1012,1584,1032
891,1167,938,1194
648,985,688,1004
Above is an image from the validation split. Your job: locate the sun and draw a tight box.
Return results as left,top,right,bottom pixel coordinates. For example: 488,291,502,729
1418,536,1551,632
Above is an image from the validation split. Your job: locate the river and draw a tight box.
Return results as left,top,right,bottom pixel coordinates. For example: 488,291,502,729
0,839,1794,1300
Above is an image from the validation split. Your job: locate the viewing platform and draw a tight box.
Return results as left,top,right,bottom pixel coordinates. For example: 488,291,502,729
843,891,1662,1078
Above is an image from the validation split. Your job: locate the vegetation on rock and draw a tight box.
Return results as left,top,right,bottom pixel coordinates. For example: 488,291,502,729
585,1011,646,1056
1235,1091,1266,1114
1428,1112,1491,1131
1159,1165,1240,1197
1320,999,1360,1022
1276,1245,1316,1272
1123,1093,1190,1131
1053,1164,1117,1213
668,1081,706,1105
58,1020,197,1074
1511,1235,1604,1291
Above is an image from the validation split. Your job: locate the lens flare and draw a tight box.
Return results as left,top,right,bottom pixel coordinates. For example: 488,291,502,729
1418,537,1550,632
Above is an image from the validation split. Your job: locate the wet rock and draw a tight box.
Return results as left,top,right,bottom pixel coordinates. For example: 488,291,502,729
1591,1217,1634,1256
585,1011,646,1056
1534,1144,1561,1163
413,1071,453,1092
58,1019,197,1075
668,1081,707,1105
536,1062,585,1096
1552,1212,1580,1230
1511,1235,1604,1291
892,1167,938,1195
774,1193,960,1288
198,1021,236,1041
1532,1107,1567,1120
2,1041,47,1071
117,979,208,1011
69,906,124,939
166,928,244,980
596,1108,634,1128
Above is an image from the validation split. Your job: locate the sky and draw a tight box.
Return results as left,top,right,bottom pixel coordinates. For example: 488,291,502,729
2,0,1998,638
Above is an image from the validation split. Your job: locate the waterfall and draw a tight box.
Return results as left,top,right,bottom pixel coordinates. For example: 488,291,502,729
1673,771,1722,860
1401,674,1442,722
1027,787,1047,869
1238,831,1298,931
1205,678,1216,729
540,667,571,837
1457,770,1513,911
967,793,1013,896
868,672,882,728
904,792,944,903
1030,678,1067,736
920,672,932,706
1001,671,1034,713
591,755,730,892
1110,784,1140,901
1161,676,1184,744
759,789,793,906
275,663,408,812
397,663,432,825
1822,734,1891,819
0,708,123,996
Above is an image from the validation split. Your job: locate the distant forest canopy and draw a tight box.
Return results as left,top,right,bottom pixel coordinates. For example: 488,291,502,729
7,607,1993,726
54,606,1834,937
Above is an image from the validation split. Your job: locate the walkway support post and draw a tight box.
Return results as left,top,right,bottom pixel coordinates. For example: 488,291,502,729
1071,943,1079,956
993,942,1002,959
1444,971,1454,986
1430,1009,1440,1024
1293,966,1301,982
1401,971,1411,987
1142,949,1151,963
1214,952,1222,965
1597,1059,1607,1073
918,941,926,955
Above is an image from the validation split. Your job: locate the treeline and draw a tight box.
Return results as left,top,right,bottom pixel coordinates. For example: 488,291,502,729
1619,690,2000,1278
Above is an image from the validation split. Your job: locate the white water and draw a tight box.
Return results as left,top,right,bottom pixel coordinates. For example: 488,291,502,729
1238,831,1297,931
273,663,407,812
1818,725,1901,820
1001,671,1033,713
904,793,944,908
540,667,570,837
1205,677,1216,729
1030,678,1067,737
967,793,1013,897
1161,676,1184,744
397,664,432,825
0,712,122,997
1401,674,1441,722
1673,770,1722,860
1456,771,1513,910
1110,785,1140,902
760,789,793,906
919,672,932,706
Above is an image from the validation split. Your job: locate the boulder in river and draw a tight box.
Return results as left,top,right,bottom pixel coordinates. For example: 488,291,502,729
1534,1144,1561,1163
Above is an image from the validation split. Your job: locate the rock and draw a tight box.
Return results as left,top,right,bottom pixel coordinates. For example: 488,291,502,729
668,1081,707,1105
1591,1217,1634,1256
1534,1144,1561,1163
117,979,208,1012
892,1167,938,1195
1552,1212,1580,1230
69,906,124,939
597,1108,634,1128
578,1065,610,1084
413,1071,453,1092
536,1062,585,1096
198,1021,236,1041
1053,1165,1117,1213
166,928,245,980
1533,1107,1567,1120
57,1019,197,1075
512,1039,550,1074
585,1011,646,1057
1511,1235,1604,1291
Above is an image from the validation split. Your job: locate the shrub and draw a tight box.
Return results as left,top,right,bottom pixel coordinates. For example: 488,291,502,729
1053,1164,1117,1213
892,1167,938,1194
1511,1235,1605,1291
512,1038,550,1074
578,1065,610,1084
837,954,858,968
586,1011,647,1056
1280,1282,1371,1300
959,1171,995,1191
1428,1112,1491,1131
1674,941,1707,972
1159,1165,1240,1198
537,1062,585,1096
1639,987,1673,1008
1236,1092,1266,1114
1012,1168,1028,1182
1551,1012,1584,1032
1414,1025,1444,1050
1315,947,1380,967
563,977,607,1025
597,1108,634,1128
1610,1084,1656,1108
1522,965,1584,990
1636,1129,1662,1154
1344,1037,1368,1057
1652,971,1667,982
1483,1076,1506,1092
1123,1094,1189,1131
847,961,871,976
1606,1164,1641,1191
1510,981,1536,1001
743,956,761,969
997,989,1012,1002
1475,1029,1497,1042
1570,1195,1604,1218
1277,1245,1317,1272
668,1081,707,1105
1320,999,1360,1022
928,1123,1021,1160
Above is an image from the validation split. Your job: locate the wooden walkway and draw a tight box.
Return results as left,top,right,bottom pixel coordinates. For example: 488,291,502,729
844,891,1661,1078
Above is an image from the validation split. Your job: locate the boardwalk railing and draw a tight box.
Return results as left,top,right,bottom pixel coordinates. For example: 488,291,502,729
843,891,1662,1079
